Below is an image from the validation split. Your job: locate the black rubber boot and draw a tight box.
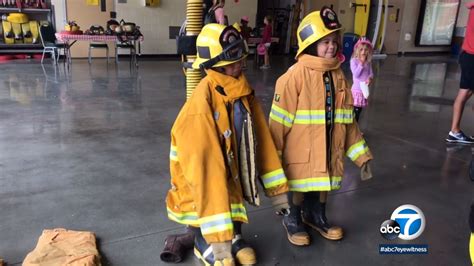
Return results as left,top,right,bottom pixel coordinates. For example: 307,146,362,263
302,192,343,240
282,201,310,246
160,227,195,263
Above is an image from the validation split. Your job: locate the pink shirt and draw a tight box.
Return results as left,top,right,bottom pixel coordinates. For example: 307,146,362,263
350,58,373,91
462,2,474,54
262,24,272,44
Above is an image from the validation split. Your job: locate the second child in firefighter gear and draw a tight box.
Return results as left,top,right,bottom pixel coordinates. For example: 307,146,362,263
166,23,290,266
269,7,374,246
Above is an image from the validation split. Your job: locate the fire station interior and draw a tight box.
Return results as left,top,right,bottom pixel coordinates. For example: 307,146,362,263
1,0,474,265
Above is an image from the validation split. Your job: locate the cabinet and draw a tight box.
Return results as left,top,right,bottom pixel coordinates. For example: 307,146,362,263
0,6,55,53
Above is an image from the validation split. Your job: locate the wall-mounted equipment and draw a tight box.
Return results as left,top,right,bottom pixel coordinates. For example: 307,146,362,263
144,0,159,7
415,0,460,46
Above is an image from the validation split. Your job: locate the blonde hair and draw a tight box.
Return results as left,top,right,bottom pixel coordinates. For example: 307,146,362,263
352,43,373,62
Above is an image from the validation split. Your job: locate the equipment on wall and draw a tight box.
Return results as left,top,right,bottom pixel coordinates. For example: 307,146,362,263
2,20,14,44
366,0,383,45
29,20,38,43
2,0,48,9
143,0,159,7
415,0,460,46
352,0,371,36
1,12,38,44
374,0,388,52
178,0,204,99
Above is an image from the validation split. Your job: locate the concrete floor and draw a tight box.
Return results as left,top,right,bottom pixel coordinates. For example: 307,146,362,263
0,55,473,266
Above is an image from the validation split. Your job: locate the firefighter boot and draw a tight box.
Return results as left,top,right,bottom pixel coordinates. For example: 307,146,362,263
233,222,256,265
160,227,195,263
282,205,310,246
302,192,343,240
214,258,235,266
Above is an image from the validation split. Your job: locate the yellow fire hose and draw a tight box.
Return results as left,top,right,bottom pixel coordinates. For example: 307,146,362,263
185,0,203,99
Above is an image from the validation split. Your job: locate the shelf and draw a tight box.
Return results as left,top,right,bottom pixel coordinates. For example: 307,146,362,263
0,43,43,53
0,43,42,48
0,7,51,13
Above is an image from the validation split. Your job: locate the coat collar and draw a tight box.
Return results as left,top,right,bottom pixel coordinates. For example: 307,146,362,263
206,69,253,101
297,54,341,72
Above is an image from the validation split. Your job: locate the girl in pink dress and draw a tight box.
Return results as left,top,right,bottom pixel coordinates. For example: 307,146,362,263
260,16,272,69
350,37,374,122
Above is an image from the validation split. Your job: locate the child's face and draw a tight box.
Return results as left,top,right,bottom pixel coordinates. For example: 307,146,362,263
223,60,243,78
316,32,338,59
264,18,268,25
358,45,370,60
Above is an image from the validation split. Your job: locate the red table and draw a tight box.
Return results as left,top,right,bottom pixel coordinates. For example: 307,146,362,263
55,33,144,64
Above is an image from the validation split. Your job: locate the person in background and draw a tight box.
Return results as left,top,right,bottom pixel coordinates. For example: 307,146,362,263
214,0,226,25
260,15,272,70
446,1,474,144
350,37,374,122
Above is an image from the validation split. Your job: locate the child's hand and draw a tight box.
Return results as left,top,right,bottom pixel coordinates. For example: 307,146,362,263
366,78,373,86
360,161,373,181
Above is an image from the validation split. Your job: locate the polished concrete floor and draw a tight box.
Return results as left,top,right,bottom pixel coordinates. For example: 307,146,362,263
0,55,473,266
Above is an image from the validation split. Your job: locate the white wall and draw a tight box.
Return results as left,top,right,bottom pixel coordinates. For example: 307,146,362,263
114,0,258,54
51,0,66,30
397,0,452,53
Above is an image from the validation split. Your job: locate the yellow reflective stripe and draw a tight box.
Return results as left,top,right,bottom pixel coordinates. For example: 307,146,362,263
346,140,369,161
270,104,294,128
334,109,354,124
167,207,199,225
231,203,248,221
288,176,342,192
170,145,178,161
168,205,247,226
261,168,287,189
294,109,325,125
470,233,473,263
200,213,233,235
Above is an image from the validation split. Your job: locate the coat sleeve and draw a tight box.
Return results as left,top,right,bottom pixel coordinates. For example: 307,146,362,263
251,97,289,197
368,63,374,79
268,75,298,161
345,121,373,167
172,104,234,244
350,58,364,79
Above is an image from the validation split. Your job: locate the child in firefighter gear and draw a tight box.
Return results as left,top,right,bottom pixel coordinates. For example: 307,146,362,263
166,23,290,266
269,7,373,246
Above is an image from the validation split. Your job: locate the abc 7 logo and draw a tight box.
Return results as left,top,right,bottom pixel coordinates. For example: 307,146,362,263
380,204,425,240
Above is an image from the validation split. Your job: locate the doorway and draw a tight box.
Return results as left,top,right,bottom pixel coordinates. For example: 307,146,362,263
384,0,404,54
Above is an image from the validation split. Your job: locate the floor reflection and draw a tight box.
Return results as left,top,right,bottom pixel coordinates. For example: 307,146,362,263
409,62,447,112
